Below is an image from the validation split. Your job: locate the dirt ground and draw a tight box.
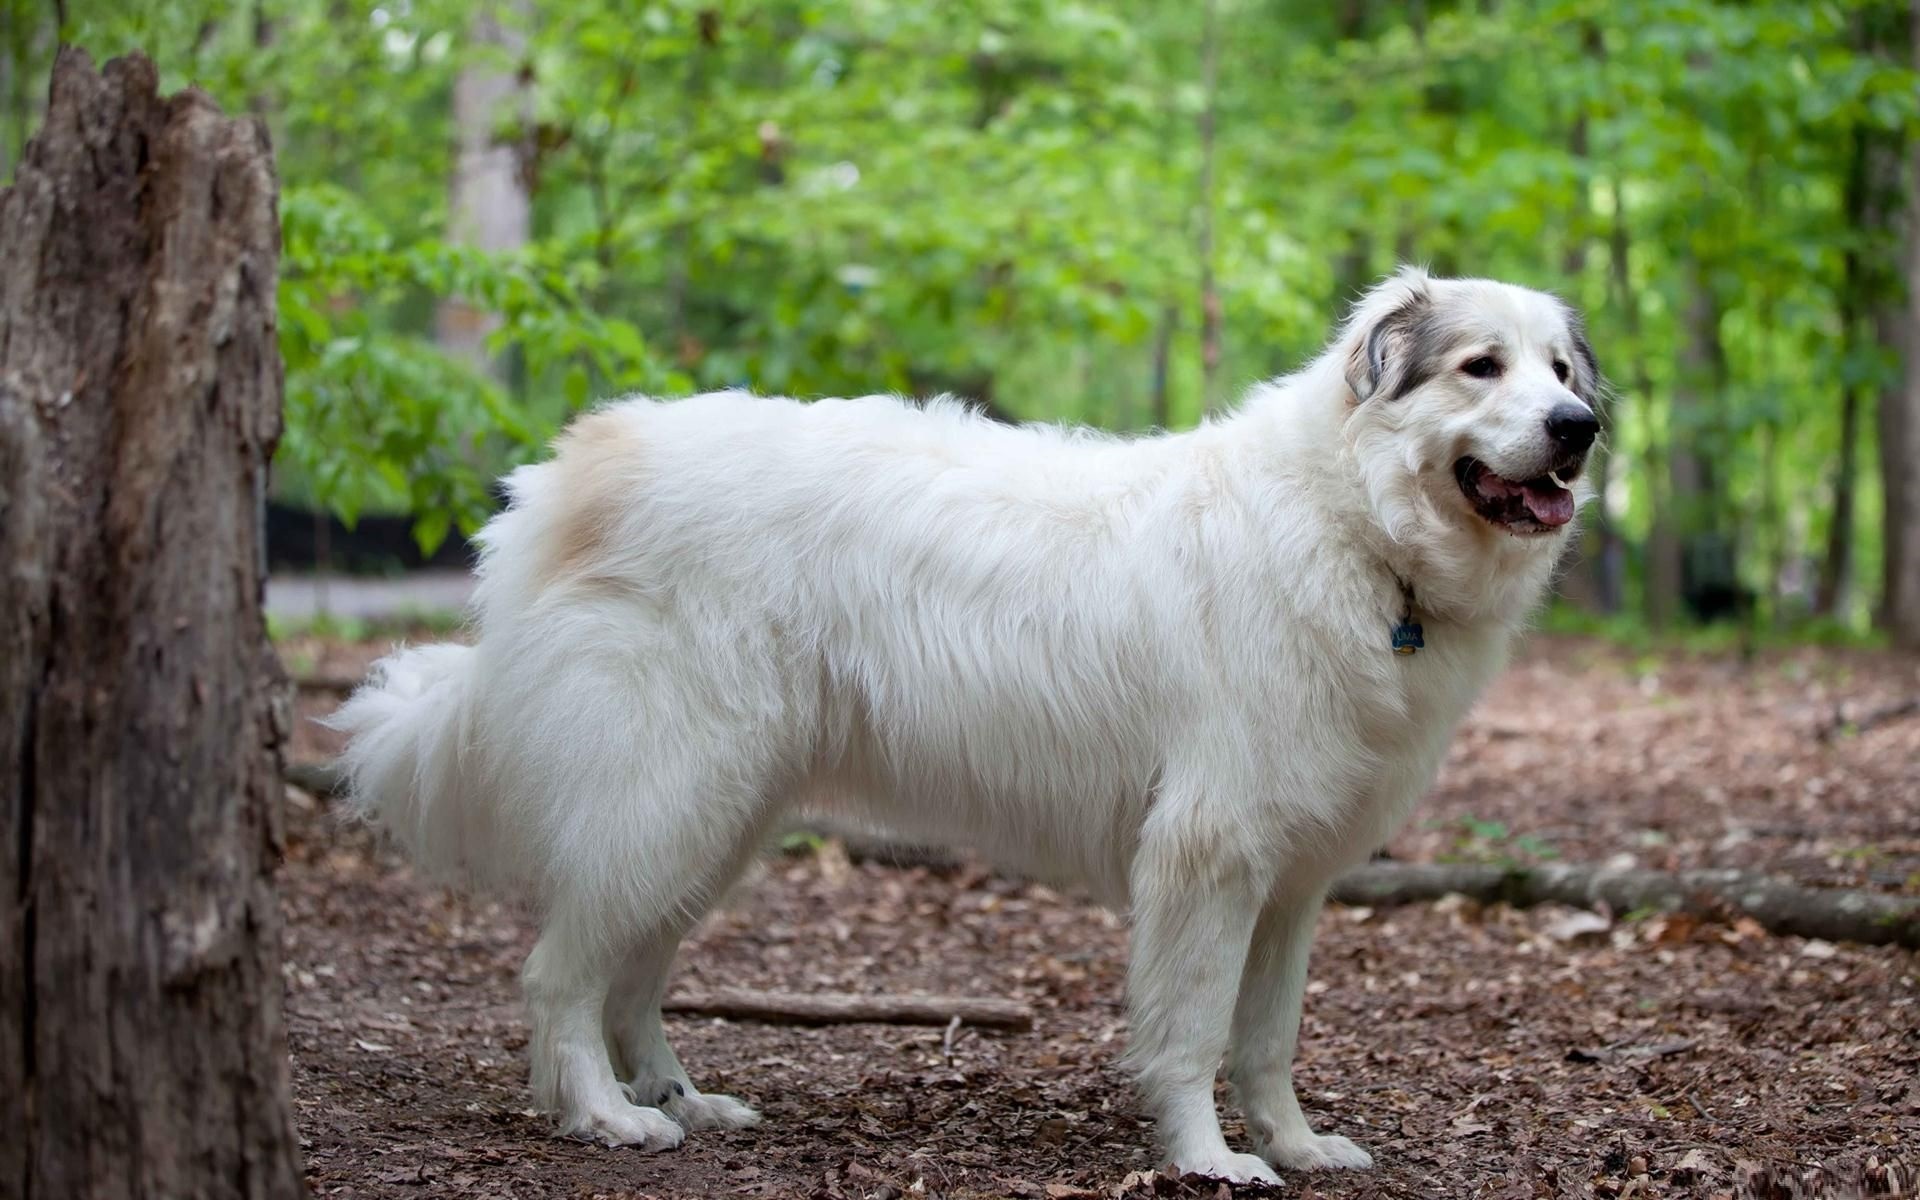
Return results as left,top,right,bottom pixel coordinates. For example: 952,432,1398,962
280,634,1919,1199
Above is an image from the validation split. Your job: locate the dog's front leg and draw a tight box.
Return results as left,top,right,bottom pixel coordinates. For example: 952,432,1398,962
1125,838,1279,1186
1225,890,1373,1170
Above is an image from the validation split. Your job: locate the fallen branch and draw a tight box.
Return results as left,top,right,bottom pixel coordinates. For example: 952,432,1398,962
1329,861,1920,949
292,672,360,696
279,760,1919,948
284,759,348,798
782,821,963,870
662,987,1033,1031
1816,695,1920,742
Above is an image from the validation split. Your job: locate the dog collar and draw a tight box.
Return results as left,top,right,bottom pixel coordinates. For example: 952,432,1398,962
1390,575,1424,656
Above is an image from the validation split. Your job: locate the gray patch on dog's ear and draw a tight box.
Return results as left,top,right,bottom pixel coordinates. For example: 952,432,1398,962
1572,329,1601,406
1345,290,1435,404
1564,306,1603,409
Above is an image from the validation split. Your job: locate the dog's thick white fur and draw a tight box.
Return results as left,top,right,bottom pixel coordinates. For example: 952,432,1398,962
330,268,1600,1185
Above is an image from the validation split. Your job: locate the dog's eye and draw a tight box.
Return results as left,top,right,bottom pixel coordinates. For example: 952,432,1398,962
1460,356,1502,379
1552,360,1570,383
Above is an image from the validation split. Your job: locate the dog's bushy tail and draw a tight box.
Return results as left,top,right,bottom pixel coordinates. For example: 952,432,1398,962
326,643,512,890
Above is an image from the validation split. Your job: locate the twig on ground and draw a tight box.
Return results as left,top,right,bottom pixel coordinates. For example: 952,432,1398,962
662,987,1033,1031
1686,1087,1712,1121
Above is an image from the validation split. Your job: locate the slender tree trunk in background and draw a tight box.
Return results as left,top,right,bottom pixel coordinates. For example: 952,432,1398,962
1607,178,1661,623
1150,303,1177,428
1760,419,1787,615
1391,0,1429,269
0,50,301,1198
1817,223,1863,618
1330,0,1373,305
1650,257,1725,625
1,12,49,178
248,0,275,115
1196,0,1221,413
437,5,532,376
1557,45,1622,613
1817,128,1866,617
0,33,10,180
1879,0,1920,649
1821,11,1908,621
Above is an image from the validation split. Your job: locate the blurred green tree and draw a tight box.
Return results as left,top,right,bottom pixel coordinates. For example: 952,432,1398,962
5,0,1916,640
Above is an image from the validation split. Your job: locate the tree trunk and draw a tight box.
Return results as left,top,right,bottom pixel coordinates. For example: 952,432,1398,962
1650,256,1730,625
1149,303,1177,428
1822,24,1905,621
1879,1,1920,649
1329,0,1373,307
0,49,302,1200
1605,176,1660,619
1818,293,1862,619
436,5,532,375
1195,0,1221,413
1556,46,1623,614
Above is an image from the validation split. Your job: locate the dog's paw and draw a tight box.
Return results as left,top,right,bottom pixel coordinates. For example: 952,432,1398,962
566,1103,685,1151
1171,1150,1283,1186
1257,1132,1372,1171
668,1089,762,1132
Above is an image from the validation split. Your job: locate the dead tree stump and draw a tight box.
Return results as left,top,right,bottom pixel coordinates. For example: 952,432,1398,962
0,49,302,1199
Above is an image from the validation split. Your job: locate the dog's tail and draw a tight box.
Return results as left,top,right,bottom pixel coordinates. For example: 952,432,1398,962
325,643,515,890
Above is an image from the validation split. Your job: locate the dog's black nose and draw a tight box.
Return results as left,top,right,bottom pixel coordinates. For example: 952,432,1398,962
1545,404,1598,454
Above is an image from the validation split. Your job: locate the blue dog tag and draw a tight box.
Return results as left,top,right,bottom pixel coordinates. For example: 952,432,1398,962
1390,619,1424,655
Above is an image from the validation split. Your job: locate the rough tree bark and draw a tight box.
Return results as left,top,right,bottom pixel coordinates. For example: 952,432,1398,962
0,49,302,1199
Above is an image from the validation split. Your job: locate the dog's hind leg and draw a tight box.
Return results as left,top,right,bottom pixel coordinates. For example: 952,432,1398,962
524,903,684,1150
523,765,782,1147
1226,891,1373,1170
603,926,760,1132
1124,817,1280,1187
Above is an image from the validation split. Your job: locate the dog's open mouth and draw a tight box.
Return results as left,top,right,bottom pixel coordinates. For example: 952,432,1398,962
1454,458,1576,533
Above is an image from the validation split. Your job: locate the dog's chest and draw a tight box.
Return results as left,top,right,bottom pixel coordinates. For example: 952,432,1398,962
1329,628,1505,856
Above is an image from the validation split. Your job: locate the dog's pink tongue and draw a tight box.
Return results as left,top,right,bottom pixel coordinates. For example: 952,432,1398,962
1522,480,1576,527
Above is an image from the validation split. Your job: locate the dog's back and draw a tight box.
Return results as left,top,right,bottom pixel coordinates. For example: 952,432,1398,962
425,390,1244,897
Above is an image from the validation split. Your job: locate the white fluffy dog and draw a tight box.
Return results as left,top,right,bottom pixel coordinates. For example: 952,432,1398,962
331,267,1600,1185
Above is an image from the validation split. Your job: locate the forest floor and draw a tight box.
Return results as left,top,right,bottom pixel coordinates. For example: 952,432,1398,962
279,632,1919,1200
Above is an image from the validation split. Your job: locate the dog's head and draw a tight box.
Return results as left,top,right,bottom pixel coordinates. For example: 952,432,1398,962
1338,267,1602,548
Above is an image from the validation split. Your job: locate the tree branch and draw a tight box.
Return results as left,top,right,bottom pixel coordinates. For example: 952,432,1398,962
1329,861,1920,949
284,761,1920,948
662,987,1033,1031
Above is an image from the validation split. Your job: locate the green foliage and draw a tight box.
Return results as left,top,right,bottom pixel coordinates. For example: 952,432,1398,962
1441,816,1562,867
266,605,467,644
1538,599,1891,652
277,183,660,548
7,0,1917,625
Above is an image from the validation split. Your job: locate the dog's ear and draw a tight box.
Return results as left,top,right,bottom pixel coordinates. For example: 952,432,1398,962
1566,314,1604,410
1344,289,1433,404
